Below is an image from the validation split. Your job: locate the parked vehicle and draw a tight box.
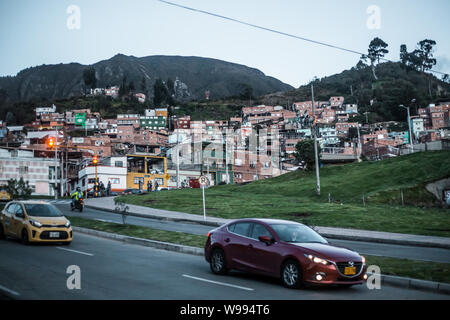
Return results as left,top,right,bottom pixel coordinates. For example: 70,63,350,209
0,201,73,245
204,218,367,289
121,188,141,195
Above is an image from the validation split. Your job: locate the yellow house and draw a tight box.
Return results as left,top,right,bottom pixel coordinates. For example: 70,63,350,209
126,155,169,190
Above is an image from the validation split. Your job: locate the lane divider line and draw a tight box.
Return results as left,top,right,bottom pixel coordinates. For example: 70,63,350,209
0,284,20,297
56,247,94,256
182,274,254,291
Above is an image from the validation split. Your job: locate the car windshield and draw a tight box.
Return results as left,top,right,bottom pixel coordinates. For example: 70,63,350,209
24,204,63,217
270,223,328,244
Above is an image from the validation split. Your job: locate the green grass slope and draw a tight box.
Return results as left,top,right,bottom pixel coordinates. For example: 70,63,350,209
120,151,450,237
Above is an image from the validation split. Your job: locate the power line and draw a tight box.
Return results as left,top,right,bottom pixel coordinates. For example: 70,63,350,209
156,0,448,77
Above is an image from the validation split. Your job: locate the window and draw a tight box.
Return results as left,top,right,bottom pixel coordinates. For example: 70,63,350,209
115,161,124,167
6,203,16,214
109,178,120,185
19,166,28,174
232,222,251,237
134,177,144,185
250,223,272,240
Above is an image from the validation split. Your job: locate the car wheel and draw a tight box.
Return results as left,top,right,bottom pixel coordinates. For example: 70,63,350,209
281,260,303,289
210,248,228,275
79,206,83,212
21,229,29,245
0,224,5,240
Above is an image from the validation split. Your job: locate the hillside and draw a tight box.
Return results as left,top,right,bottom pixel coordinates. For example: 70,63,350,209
261,62,450,122
120,151,450,237
0,54,292,105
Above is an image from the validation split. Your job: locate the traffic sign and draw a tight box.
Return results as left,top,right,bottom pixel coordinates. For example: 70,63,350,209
199,176,209,187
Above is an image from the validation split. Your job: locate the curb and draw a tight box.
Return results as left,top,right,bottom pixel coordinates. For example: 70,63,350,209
320,233,450,250
85,204,450,249
85,204,224,227
380,274,450,295
72,225,450,295
72,226,204,256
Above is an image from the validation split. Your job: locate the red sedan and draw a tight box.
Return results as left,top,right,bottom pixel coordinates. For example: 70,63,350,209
204,218,367,288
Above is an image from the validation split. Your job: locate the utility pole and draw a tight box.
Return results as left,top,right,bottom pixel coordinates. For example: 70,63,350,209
55,130,58,200
176,118,180,189
399,104,414,153
311,84,320,196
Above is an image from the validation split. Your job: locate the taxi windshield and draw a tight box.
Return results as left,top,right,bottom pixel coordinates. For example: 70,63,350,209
24,204,63,217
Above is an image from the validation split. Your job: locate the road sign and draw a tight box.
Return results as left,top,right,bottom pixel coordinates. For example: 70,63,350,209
75,113,85,126
199,175,209,187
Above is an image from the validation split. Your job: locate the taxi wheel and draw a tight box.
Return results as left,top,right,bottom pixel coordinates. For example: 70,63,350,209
21,229,29,245
0,224,5,239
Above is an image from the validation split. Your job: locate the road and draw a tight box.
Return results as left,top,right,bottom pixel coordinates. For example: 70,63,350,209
0,232,448,300
53,201,450,264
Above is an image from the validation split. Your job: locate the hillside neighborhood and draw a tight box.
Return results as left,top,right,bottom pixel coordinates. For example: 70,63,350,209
1,90,449,199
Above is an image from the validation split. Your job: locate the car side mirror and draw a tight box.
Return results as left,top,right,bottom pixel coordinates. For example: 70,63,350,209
259,236,274,245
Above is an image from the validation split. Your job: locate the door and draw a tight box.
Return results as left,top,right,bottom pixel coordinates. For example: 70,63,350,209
3,203,17,236
223,222,253,270
247,223,280,275
11,204,26,237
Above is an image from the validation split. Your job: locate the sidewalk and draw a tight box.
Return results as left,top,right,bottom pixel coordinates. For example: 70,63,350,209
85,197,450,249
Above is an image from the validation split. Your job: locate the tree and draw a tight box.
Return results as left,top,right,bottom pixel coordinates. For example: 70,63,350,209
140,76,147,92
294,140,321,171
153,78,169,106
365,37,389,80
82,67,97,91
6,178,32,199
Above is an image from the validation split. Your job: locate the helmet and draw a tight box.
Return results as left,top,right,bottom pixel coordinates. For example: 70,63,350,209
76,187,81,191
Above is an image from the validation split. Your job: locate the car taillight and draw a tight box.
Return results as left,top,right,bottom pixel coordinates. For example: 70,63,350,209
207,232,211,238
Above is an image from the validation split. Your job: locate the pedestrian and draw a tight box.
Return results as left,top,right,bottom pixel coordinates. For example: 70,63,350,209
147,180,152,192
107,181,111,196
154,180,159,192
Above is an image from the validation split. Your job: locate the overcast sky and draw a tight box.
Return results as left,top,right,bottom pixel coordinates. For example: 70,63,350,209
1,0,449,88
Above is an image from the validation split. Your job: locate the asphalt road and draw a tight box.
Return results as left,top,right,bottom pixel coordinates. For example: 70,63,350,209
0,232,448,300
54,202,450,264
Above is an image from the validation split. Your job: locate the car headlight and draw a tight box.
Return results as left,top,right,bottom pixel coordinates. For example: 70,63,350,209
65,220,71,228
29,219,42,228
305,254,329,265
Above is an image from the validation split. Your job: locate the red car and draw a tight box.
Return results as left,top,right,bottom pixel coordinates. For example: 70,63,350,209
204,218,367,289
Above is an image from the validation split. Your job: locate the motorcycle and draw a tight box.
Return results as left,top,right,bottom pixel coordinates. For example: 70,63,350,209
71,198,84,212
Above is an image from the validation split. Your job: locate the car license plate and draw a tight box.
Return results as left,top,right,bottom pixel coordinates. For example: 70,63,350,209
344,266,356,275
49,232,60,238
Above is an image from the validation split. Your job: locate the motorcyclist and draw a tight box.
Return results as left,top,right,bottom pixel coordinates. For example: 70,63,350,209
71,187,84,208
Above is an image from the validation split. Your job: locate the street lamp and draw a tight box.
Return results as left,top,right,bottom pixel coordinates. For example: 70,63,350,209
399,103,413,152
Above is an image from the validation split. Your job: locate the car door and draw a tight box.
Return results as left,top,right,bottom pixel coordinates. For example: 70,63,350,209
247,223,281,275
223,222,253,270
3,203,17,236
11,203,26,237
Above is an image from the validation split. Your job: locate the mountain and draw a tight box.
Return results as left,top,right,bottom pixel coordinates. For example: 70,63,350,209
0,54,293,103
260,62,450,122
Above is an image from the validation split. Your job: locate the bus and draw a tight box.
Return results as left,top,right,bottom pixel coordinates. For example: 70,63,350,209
126,155,170,191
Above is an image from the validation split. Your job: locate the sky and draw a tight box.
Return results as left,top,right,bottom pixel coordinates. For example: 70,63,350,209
0,0,449,88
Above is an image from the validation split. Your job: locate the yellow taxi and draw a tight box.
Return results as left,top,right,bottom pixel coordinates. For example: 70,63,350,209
0,200,73,245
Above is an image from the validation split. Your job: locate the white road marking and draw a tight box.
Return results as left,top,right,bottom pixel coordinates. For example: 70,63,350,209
0,284,20,296
56,247,94,256
182,274,254,291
